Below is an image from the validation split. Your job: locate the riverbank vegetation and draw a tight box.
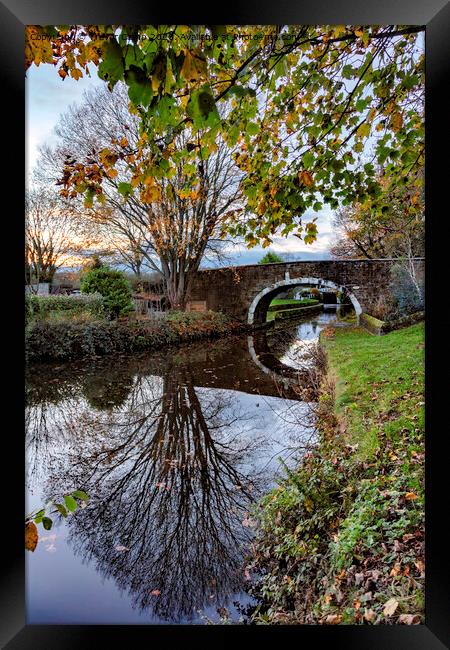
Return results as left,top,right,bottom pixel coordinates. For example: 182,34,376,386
25,307,248,362
266,298,321,322
268,298,320,310
248,322,424,625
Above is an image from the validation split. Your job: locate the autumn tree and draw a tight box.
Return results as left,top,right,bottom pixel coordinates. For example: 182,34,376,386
25,188,91,286
26,24,425,252
37,83,243,309
329,170,424,260
258,250,284,264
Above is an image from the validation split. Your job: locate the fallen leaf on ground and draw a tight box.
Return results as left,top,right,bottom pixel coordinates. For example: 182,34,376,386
115,545,129,552
150,589,161,596
364,608,376,622
242,517,257,528
398,614,421,624
325,614,342,624
390,563,402,576
383,598,399,617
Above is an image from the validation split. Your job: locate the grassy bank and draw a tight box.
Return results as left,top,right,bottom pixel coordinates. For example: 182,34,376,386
26,310,249,362
248,323,424,625
268,298,320,310
266,299,320,322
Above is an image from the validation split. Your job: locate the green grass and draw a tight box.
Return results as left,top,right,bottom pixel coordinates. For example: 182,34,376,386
323,323,424,459
249,323,425,625
269,298,319,308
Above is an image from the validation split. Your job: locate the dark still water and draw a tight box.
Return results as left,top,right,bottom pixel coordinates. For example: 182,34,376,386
25,307,349,624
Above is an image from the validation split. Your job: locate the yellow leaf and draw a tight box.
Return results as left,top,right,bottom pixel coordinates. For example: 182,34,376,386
356,123,371,138
391,112,403,132
332,25,347,37
140,185,162,203
25,521,38,552
120,137,128,147
180,50,208,82
304,496,314,512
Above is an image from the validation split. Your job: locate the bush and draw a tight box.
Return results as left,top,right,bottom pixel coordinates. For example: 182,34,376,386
258,251,284,264
81,266,133,318
25,310,245,361
25,293,105,323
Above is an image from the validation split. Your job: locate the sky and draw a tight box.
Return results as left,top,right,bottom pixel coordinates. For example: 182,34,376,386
26,62,334,268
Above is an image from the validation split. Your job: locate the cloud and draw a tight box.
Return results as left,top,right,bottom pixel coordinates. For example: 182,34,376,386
26,63,102,172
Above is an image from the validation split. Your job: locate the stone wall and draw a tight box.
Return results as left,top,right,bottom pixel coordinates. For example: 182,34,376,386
187,258,425,323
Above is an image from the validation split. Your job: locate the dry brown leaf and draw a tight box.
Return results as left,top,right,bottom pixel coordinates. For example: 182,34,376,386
383,598,399,617
299,170,313,186
390,563,402,577
414,559,425,575
405,492,418,500
364,608,376,623
325,614,342,624
398,614,421,625
25,521,38,552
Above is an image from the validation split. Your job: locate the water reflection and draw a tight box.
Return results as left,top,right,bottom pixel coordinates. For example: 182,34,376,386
26,339,314,624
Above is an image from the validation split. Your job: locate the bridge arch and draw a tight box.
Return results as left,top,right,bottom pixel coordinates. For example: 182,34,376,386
247,276,362,325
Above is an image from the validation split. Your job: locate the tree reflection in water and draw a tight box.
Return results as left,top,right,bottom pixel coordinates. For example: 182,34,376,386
27,354,279,622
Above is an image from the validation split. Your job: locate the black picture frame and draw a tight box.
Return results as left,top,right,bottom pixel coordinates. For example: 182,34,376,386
2,1,449,647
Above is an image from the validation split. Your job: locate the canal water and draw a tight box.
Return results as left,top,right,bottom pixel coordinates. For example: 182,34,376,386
25,305,352,624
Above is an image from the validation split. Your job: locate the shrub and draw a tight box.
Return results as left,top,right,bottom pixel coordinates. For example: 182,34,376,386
25,293,105,323
81,266,133,318
25,310,244,361
258,251,284,264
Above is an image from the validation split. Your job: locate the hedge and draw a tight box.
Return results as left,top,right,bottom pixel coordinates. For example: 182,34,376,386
25,293,105,323
26,311,249,362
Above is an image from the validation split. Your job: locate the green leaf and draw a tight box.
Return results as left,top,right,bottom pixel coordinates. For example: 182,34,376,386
126,65,153,107
356,123,371,138
33,509,45,522
64,495,78,512
72,490,89,501
124,45,144,70
302,152,315,169
118,182,133,197
42,517,53,531
246,122,259,136
54,503,68,517
187,87,220,129
98,38,124,86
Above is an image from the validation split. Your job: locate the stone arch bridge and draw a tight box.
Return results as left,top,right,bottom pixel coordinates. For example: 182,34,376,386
187,258,425,324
